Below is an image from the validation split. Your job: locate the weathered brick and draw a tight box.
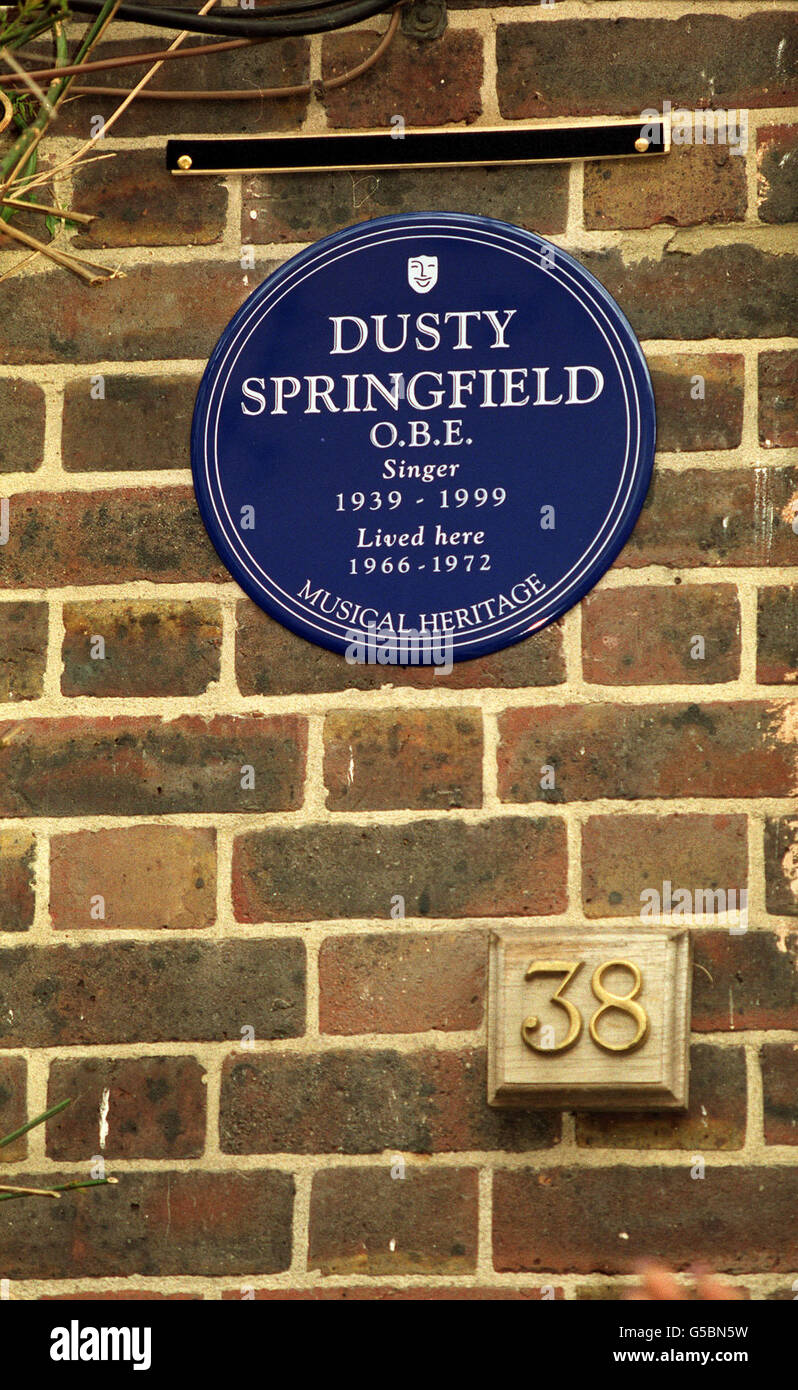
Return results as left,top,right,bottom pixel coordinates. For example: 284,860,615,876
322,29,482,128
757,124,798,224
493,1165,798,1273
0,262,255,365
761,1043,798,1145
0,601,48,700
497,16,797,119
0,1056,27,1158
61,600,222,697
649,353,744,452
0,377,45,472
0,939,305,1046
243,163,569,243
584,144,747,230
232,817,567,921
576,1044,746,1150
498,702,797,803
0,714,305,815
0,488,226,588
221,1048,558,1155
692,930,798,1032
0,830,36,934
582,813,747,919
759,350,798,448
620,466,797,569
72,149,226,248
0,1169,294,1277
309,1167,478,1275
235,601,565,693
319,929,485,1034
46,1056,207,1159
757,587,798,684
323,709,483,811
49,826,216,931
764,817,798,917
582,585,741,684
62,374,200,472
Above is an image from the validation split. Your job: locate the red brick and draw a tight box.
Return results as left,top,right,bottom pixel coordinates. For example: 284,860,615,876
576,1044,746,1150
232,817,567,922
0,1169,294,1277
319,929,485,1034
759,351,798,448
0,488,226,588
235,601,565,694
764,817,798,918
220,1047,558,1154
0,601,48,700
72,149,226,248
584,144,747,230
582,585,741,685
309,1167,478,1275
0,377,45,472
223,1286,560,1300
498,701,798,803
0,939,305,1046
0,714,306,816
649,353,744,452
692,930,798,1032
46,1056,207,1159
757,587,798,684
497,15,797,119
757,124,798,225
49,826,216,931
493,1165,798,1273
322,29,482,128
62,374,200,472
761,1043,798,1145
61,600,223,697
0,1056,27,1158
0,829,36,934
582,813,747,920
323,709,483,812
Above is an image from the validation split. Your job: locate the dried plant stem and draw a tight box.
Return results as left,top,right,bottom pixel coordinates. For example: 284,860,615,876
0,214,106,279
1,194,94,220
0,1184,61,1198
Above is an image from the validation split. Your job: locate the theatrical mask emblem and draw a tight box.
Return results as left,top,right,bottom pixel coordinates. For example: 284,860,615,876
407,254,438,294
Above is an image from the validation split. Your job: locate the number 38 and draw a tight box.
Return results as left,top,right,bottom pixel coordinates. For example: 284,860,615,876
521,958,649,1056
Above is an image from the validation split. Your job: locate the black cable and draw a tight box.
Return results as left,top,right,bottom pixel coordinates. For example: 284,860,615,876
66,0,396,37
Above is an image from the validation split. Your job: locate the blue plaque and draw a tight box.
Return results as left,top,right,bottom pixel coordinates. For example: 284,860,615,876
192,212,655,663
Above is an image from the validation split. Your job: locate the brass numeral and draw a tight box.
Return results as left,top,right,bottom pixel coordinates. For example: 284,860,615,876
521,957,649,1057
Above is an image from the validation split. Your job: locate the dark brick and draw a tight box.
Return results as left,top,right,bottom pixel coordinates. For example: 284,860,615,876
221,1047,558,1155
692,930,798,1032
582,585,741,684
235,602,565,693
232,816,567,921
576,1044,746,1150
49,826,216,930
761,1043,798,1144
72,149,226,248
62,374,200,472
46,1056,207,1158
493,1165,798,1273
0,830,36,934
757,124,798,224
497,16,797,119
759,350,798,448
319,929,486,1034
757,586,798,684
582,813,747,919
0,1056,27,1158
61,600,222,697
309,1167,478,1275
322,29,482,128
0,939,305,1046
498,702,797,802
323,709,483,811
764,817,798,917
0,714,306,816
0,601,48,700
0,1169,293,1277
649,353,744,452
0,377,45,472
584,144,747,230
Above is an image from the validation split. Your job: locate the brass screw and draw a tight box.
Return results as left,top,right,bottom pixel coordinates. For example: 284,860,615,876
177,154,193,170
634,136,650,153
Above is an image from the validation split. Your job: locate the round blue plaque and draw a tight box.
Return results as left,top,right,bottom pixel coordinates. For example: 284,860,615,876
192,213,655,663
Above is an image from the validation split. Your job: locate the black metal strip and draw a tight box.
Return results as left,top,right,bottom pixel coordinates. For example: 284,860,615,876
166,119,668,175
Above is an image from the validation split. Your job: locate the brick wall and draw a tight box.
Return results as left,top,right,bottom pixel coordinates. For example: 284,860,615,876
0,0,796,1299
